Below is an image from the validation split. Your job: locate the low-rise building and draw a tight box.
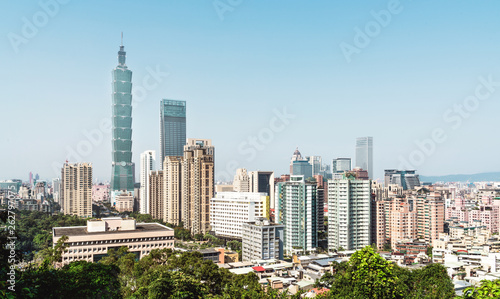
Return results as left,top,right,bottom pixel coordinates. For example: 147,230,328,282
53,217,174,265
115,192,134,212
242,218,284,261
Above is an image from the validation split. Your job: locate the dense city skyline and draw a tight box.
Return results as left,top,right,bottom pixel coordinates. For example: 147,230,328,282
2,1,500,182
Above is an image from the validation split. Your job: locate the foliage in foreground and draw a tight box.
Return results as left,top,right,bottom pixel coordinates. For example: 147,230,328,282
316,246,455,299
3,211,495,299
461,279,500,299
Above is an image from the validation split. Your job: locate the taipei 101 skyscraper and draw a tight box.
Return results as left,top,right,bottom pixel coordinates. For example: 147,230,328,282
110,34,135,203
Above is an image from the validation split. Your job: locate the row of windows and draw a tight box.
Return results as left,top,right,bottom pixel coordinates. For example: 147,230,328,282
65,242,174,254
67,236,173,247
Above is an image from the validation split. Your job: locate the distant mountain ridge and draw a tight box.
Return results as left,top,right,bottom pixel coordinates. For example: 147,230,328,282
420,172,500,183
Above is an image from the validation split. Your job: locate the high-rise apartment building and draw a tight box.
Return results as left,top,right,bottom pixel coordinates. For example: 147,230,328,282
233,168,250,192
148,157,183,226
140,150,156,214
61,162,93,218
149,170,164,221
328,174,371,251
210,192,269,239
416,195,445,246
332,158,351,173
317,186,325,232
182,139,215,235
248,171,275,209
372,199,386,250
355,137,373,179
160,99,186,166
111,41,135,202
242,218,284,261
276,176,318,254
385,198,418,249
163,156,183,225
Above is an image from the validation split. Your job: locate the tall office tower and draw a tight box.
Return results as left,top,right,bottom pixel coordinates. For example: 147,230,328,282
248,171,275,209
355,137,373,179
306,156,322,176
210,192,269,239
111,40,135,203
61,162,93,218
416,194,445,246
276,176,318,254
52,178,61,203
292,160,313,179
233,168,250,192
29,172,33,188
164,156,183,225
149,170,164,221
328,173,371,251
384,169,421,190
242,218,284,261
289,147,304,173
332,158,352,173
290,148,312,178
140,150,156,214
182,139,215,235
160,99,186,167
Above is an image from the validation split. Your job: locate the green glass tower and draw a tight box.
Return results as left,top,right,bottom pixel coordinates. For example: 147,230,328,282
111,40,135,202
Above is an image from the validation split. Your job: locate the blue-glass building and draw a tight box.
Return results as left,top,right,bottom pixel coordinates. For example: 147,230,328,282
160,99,186,166
292,160,313,179
111,42,135,201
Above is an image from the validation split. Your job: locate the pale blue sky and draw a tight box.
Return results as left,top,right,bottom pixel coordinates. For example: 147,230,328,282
1,0,500,182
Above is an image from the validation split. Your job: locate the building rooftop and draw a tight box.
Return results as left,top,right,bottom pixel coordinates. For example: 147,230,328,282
229,267,255,275
198,248,220,254
53,223,172,237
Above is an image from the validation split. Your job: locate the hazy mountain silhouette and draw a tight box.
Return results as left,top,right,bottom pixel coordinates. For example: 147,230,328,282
420,172,500,183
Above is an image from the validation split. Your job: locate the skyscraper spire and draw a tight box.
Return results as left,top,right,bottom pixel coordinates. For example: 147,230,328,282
118,33,126,66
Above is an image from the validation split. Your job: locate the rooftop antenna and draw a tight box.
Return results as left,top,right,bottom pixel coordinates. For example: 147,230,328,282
121,32,123,46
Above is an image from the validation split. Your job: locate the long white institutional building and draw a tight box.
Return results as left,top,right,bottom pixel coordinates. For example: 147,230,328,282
210,192,269,239
53,217,174,265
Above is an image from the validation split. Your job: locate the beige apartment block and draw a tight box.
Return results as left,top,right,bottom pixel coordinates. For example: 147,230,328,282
61,162,92,218
182,139,214,235
164,156,183,225
216,184,234,192
233,168,250,192
149,170,164,221
373,200,386,250
53,217,174,265
115,192,134,212
416,195,445,246
386,199,417,249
